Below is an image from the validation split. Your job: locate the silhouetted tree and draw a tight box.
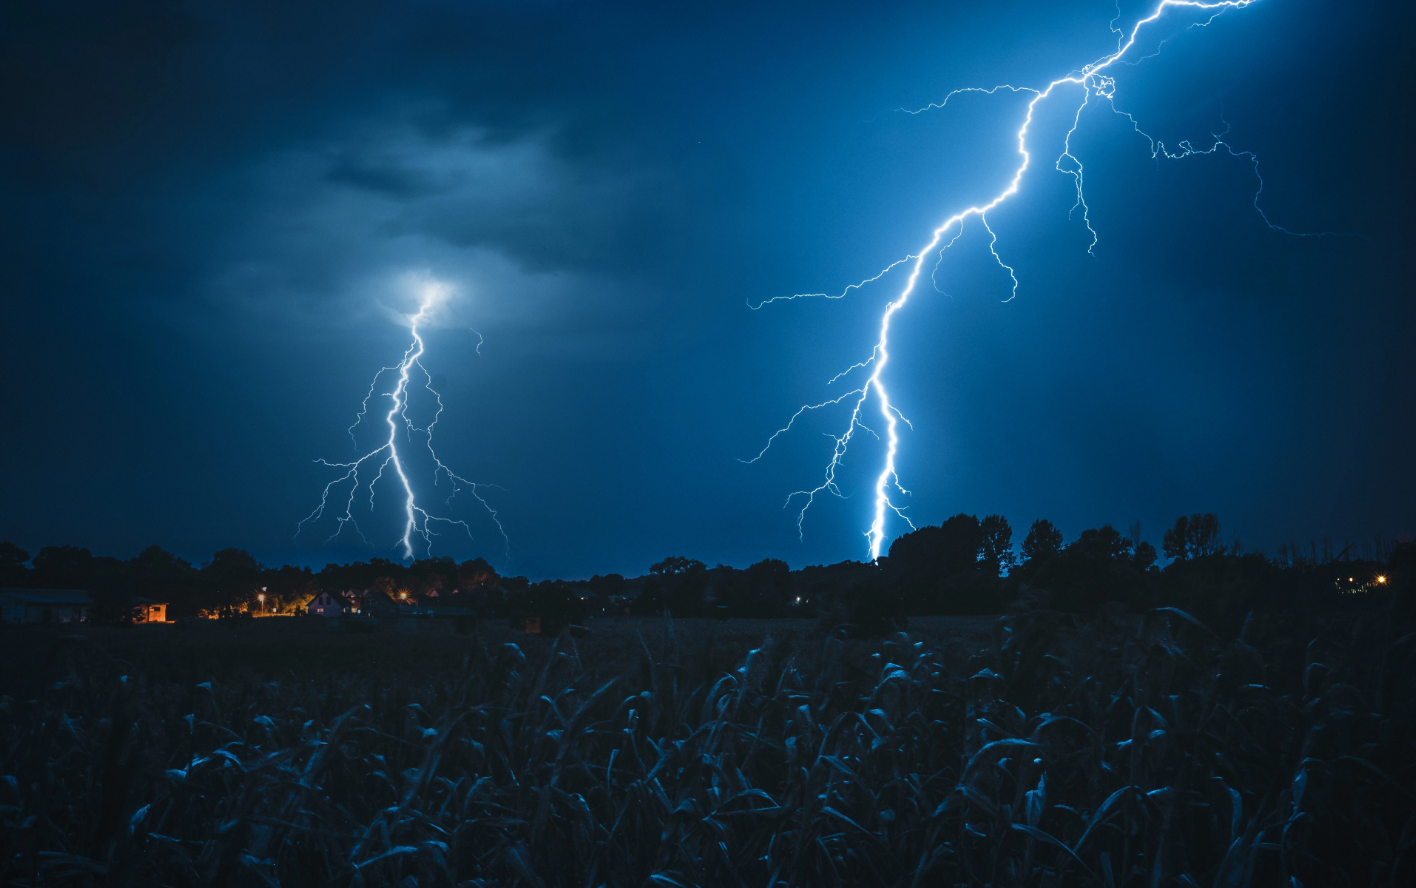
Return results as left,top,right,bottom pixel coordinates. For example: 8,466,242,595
588,573,627,598
889,515,983,576
369,576,409,603
1021,520,1063,564
1025,525,1147,614
1162,516,1188,560
1134,540,1158,571
457,557,499,591
0,542,30,586
200,548,264,612
1162,513,1225,561
261,564,319,613
651,556,705,577
650,556,709,615
31,545,96,588
407,556,457,598
979,515,1016,575
318,557,408,594
887,515,1003,614
717,558,792,617
1127,522,1159,571
127,545,201,615
1070,525,1132,561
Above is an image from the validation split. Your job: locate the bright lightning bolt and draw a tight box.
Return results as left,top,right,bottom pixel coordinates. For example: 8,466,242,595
748,0,1346,561
297,280,508,561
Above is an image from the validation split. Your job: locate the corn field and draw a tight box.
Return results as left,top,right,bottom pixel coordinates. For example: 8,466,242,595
3,600,1414,887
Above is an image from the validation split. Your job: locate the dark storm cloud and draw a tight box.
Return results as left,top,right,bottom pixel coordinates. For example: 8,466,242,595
0,0,720,291
327,155,440,199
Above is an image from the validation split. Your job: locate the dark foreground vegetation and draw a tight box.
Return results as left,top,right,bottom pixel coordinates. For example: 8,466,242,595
4,552,1416,887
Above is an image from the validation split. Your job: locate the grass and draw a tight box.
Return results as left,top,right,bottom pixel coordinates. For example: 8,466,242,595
1,603,1412,887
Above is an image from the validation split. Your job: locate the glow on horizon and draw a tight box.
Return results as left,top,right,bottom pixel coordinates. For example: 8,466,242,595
746,0,1333,561
297,279,506,561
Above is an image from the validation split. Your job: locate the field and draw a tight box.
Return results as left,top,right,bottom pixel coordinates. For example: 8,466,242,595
2,604,1413,887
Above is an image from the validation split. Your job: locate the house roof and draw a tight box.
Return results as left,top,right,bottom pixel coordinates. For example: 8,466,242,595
0,590,165,606
0,588,93,606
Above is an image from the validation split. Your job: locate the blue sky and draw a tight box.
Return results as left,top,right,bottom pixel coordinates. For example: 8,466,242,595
2,0,1411,578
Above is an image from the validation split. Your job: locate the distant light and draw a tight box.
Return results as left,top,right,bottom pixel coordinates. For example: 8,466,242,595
400,591,408,599
258,593,265,602
1378,575,1388,584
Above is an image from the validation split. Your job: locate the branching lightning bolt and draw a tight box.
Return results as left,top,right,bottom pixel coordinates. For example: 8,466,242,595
748,0,1349,561
297,284,507,561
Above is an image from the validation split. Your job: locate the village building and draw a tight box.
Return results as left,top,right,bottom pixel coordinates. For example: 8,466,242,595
308,591,345,616
0,590,167,624
343,588,406,615
133,598,167,622
1,589,92,623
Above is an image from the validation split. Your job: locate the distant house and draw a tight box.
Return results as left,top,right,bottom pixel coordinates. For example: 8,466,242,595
309,592,345,616
512,615,542,634
344,588,402,616
0,589,92,624
134,598,167,623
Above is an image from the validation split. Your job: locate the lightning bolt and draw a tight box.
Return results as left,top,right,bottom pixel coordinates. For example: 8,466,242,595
297,281,508,561
748,0,1346,561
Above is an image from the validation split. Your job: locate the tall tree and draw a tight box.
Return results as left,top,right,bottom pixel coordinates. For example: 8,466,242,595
979,515,1016,575
1162,514,1225,561
650,556,708,615
201,548,264,610
0,541,30,586
457,557,499,591
1021,520,1063,563
31,545,97,589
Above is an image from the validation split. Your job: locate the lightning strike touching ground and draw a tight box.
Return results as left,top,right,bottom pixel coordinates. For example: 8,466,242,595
748,0,1339,561
297,281,507,561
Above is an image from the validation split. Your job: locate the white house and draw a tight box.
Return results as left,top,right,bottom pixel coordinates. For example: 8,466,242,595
309,591,345,616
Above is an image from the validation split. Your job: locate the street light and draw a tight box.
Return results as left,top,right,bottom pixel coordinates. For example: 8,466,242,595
258,589,266,615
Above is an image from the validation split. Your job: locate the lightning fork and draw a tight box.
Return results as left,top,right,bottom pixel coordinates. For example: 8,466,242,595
297,284,508,560
749,0,1341,560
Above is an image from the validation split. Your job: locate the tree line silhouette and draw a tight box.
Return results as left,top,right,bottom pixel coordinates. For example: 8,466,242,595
1,512,1407,634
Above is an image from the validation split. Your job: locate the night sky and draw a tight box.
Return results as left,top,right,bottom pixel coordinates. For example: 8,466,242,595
2,0,1411,579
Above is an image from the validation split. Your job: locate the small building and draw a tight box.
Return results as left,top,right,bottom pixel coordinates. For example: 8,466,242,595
134,597,167,623
309,591,345,616
511,615,542,634
0,589,92,624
